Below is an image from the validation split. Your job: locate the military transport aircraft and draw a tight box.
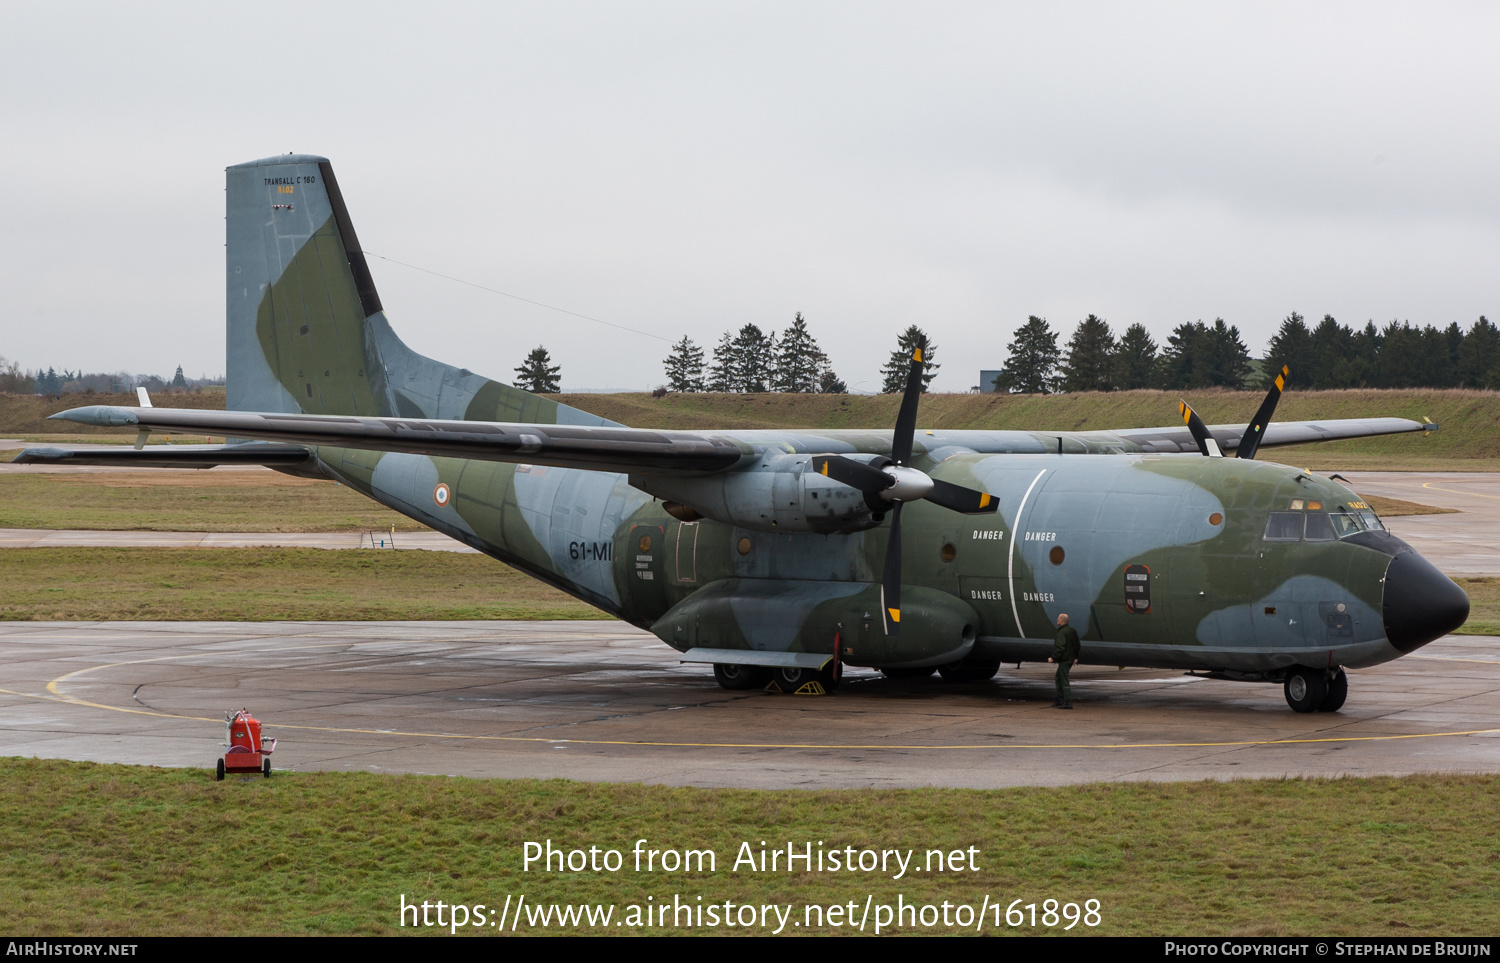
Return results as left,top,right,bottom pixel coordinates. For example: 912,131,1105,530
20,155,1470,713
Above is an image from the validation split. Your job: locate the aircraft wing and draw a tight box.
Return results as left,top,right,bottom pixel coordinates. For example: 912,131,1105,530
1109,417,1432,454
13,443,315,469
45,406,748,474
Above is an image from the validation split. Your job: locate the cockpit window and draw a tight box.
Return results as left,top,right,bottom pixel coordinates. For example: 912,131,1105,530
1303,511,1335,541
1263,512,1304,541
1327,510,1385,536
1266,506,1380,542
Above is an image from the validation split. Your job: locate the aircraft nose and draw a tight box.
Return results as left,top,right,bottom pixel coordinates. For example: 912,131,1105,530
1383,550,1469,653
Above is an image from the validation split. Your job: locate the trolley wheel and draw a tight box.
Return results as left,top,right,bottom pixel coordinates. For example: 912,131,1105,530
216,759,225,782
262,757,272,778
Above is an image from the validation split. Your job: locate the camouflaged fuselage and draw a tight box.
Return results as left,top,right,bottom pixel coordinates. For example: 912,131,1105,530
312,438,1405,675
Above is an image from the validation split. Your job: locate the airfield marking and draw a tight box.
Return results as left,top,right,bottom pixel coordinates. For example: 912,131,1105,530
16,645,1500,753
1421,481,1500,501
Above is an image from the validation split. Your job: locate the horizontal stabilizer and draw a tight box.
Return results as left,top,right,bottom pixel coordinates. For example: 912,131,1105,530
14,444,315,469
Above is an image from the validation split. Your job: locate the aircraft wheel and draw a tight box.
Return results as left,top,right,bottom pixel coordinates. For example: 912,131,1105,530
938,661,1000,683
772,666,811,692
216,759,225,782
1318,668,1348,712
817,660,842,692
881,667,936,680
713,663,770,690
1284,667,1327,713
263,757,272,778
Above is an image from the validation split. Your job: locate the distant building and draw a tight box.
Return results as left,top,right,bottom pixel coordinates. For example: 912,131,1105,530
979,370,1005,393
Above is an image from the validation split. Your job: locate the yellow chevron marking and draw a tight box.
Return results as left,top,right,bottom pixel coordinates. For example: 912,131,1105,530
888,608,901,623
979,493,992,508
914,348,923,363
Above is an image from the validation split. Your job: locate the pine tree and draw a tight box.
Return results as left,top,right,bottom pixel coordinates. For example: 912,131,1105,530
1157,321,1208,390
513,346,561,393
818,367,848,393
171,365,188,389
731,324,775,392
1263,312,1315,388
880,326,939,393
707,332,737,392
662,337,706,392
1200,319,1252,389
1060,315,1116,392
1112,324,1158,390
771,313,829,393
997,316,1059,394
1459,316,1500,388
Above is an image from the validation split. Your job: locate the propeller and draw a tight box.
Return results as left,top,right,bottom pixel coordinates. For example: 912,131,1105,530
1237,364,1288,460
1178,365,1290,460
810,343,997,635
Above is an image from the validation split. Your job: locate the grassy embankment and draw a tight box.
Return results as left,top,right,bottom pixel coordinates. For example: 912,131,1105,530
2,758,1497,936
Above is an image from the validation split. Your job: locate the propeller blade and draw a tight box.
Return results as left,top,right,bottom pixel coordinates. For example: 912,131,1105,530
1177,400,1223,457
880,501,904,635
890,344,925,467
1236,365,1288,460
811,454,893,494
924,478,999,514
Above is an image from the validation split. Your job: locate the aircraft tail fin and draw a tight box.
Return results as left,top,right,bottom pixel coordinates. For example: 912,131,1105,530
225,155,613,426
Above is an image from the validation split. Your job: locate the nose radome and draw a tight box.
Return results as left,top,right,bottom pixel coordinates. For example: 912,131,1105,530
1383,550,1470,653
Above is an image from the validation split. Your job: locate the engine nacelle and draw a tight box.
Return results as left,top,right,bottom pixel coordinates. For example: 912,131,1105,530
631,453,885,534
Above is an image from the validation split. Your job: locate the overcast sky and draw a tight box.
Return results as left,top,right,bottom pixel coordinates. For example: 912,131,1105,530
3,2,1497,393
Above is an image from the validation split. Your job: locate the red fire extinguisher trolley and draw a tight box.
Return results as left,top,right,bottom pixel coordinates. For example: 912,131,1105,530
216,708,277,780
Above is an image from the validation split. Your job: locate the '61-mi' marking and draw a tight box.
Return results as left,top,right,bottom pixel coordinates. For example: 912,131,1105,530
569,541,612,561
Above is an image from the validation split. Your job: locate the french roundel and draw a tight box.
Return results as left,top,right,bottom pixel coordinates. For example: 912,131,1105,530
433,483,451,508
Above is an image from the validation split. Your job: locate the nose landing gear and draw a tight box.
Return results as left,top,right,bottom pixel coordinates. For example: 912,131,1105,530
1284,666,1347,713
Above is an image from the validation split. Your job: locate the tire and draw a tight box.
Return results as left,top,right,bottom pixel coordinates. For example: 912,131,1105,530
263,757,272,778
774,666,810,692
817,660,842,693
881,667,936,680
216,759,225,782
1318,668,1348,712
713,663,770,690
938,661,1001,683
1284,666,1327,713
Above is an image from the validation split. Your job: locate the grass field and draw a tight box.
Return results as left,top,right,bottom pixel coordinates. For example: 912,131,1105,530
0,548,602,621
1,758,1495,936
0,470,426,532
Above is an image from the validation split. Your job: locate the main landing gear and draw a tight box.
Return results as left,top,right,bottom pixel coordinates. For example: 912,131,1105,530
712,662,841,693
1284,666,1348,713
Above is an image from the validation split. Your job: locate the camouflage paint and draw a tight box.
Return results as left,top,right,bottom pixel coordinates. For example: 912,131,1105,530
208,154,1458,681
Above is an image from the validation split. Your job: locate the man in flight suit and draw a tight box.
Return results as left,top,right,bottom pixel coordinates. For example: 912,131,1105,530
1049,612,1080,709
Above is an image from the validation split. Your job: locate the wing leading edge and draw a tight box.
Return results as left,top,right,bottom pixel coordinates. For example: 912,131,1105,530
42,404,1433,476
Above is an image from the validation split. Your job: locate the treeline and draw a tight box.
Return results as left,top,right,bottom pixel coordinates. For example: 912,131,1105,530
0,358,222,396
662,318,953,395
662,313,850,394
992,313,1500,393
